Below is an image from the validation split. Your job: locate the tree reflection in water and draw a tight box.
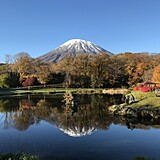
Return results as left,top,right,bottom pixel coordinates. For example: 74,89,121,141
0,94,159,136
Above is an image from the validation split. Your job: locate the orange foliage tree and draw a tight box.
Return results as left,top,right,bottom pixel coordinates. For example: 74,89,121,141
152,64,160,84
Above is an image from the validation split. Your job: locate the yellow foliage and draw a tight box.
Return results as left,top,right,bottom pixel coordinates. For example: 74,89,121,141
152,64,160,84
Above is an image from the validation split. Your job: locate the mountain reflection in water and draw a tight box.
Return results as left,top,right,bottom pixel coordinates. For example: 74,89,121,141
0,94,159,137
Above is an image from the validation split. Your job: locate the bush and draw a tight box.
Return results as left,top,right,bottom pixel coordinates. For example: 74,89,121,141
140,86,151,92
133,86,140,91
133,86,152,92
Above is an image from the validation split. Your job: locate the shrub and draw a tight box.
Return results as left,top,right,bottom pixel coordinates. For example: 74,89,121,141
133,86,152,92
140,86,151,92
133,86,140,91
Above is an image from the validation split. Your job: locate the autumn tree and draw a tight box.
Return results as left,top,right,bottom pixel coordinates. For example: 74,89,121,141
22,77,36,89
0,73,10,88
11,52,33,83
56,56,74,87
122,52,151,86
88,53,109,88
0,64,8,74
107,54,128,87
142,54,160,82
152,64,160,84
0,72,20,88
71,54,90,87
34,61,52,87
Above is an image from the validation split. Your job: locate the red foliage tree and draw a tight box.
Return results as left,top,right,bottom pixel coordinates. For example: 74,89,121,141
22,77,35,87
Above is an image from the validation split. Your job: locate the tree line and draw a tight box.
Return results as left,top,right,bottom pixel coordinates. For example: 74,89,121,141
1,52,160,88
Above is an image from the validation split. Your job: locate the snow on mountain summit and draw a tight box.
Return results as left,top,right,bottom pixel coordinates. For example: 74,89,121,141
38,39,113,63
59,39,93,48
58,39,107,53
59,39,87,46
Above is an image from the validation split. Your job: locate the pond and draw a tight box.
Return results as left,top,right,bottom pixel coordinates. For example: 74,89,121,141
0,94,160,160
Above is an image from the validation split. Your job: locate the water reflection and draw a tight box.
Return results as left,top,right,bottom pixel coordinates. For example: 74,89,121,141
0,94,159,137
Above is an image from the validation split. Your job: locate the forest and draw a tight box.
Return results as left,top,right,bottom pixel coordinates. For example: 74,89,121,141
0,52,160,89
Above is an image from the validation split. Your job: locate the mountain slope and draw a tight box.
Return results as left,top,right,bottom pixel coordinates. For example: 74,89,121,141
38,39,113,63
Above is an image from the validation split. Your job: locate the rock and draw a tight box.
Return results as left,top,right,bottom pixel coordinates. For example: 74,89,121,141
139,109,154,118
125,107,137,117
118,107,128,116
109,104,160,119
108,105,119,113
125,94,135,104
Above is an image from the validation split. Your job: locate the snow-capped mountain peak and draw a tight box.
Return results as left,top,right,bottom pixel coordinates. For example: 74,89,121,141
59,39,88,46
38,39,113,63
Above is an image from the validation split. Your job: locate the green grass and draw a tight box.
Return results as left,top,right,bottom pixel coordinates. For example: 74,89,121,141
126,91,160,108
131,91,155,100
129,97,160,108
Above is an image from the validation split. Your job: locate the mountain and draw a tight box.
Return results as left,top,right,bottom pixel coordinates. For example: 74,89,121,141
38,39,113,63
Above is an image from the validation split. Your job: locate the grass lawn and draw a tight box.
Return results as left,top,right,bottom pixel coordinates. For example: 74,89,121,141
129,97,160,108
127,91,160,108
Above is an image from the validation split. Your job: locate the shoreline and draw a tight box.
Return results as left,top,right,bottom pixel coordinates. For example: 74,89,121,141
108,91,160,119
0,88,128,97
108,102,160,119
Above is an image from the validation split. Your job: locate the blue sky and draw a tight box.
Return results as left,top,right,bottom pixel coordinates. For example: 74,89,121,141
0,0,160,61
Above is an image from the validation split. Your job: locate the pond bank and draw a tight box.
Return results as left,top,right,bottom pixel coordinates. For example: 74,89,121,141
109,91,160,119
108,104,160,119
0,88,128,97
